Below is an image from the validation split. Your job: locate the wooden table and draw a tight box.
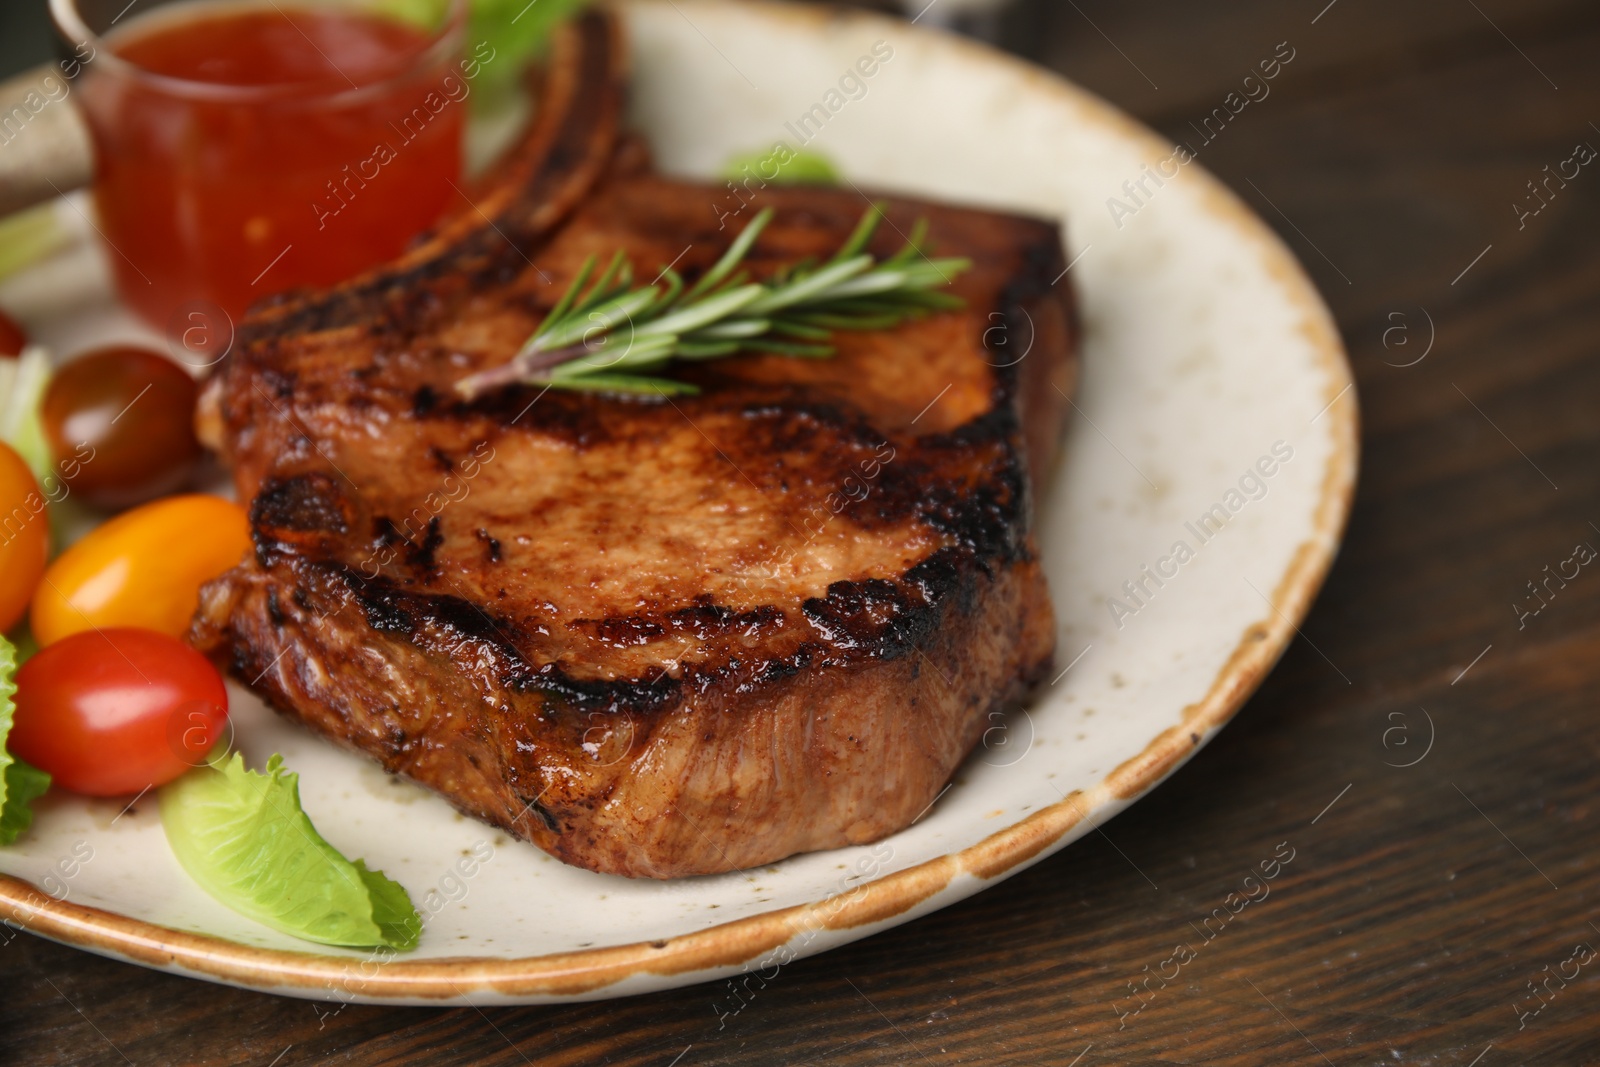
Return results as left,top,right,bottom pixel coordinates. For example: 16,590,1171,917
5,1,1599,1062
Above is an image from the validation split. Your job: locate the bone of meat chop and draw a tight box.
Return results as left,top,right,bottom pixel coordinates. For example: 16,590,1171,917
191,11,1080,878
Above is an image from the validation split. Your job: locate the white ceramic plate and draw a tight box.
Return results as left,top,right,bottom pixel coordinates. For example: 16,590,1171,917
0,0,1356,1004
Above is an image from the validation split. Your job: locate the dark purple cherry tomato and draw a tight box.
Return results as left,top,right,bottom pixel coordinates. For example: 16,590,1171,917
0,309,25,357
41,345,202,509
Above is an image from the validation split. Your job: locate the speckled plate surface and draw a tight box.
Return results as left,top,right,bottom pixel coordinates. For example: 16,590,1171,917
0,0,1356,1004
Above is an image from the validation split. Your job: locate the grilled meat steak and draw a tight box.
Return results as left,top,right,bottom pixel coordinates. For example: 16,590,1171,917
191,11,1079,878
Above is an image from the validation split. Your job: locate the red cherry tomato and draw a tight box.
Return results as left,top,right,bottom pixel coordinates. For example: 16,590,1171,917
0,309,24,357
9,628,229,796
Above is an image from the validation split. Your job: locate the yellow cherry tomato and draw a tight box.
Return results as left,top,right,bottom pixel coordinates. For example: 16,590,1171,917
31,494,251,646
0,440,50,633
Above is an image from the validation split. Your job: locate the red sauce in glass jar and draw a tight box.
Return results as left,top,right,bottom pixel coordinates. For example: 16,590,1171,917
82,3,467,328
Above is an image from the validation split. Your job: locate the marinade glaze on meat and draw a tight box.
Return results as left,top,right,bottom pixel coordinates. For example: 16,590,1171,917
192,12,1080,878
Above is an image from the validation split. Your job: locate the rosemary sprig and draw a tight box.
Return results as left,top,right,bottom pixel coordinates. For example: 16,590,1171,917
453,204,970,399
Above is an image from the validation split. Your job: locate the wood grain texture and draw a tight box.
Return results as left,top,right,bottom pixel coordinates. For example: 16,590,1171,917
3,0,1599,1062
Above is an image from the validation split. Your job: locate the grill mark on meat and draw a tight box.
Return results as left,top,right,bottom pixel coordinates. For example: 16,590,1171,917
329,568,685,714
250,472,355,565
293,549,972,718
409,516,444,571
573,599,786,649
521,796,561,833
802,578,936,657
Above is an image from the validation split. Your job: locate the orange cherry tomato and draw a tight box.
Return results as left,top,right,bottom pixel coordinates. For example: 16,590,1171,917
10,628,229,796
31,494,251,646
0,441,50,632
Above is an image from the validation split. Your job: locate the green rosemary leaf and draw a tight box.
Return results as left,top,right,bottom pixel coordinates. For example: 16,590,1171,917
879,289,967,311
654,267,685,308
769,319,833,341
535,255,597,342
454,204,970,400
674,340,743,360
742,339,835,358
796,297,910,317
692,318,771,340
551,334,678,377
742,254,875,316
884,217,930,268
544,374,702,395
536,286,661,351
824,269,916,300
901,256,973,285
635,284,765,338
788,311,905,331
771,258,819,286
829,202,884,265
684,207,775,303
570,250,629,319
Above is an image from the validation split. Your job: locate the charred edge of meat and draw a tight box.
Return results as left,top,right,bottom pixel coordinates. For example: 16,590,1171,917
967,223,1072,528
250,471,355,565
802,576,939,656
515,796,561,833
257,546,988,720
912,414,1031,563
573,597,786,648
329,568,685,715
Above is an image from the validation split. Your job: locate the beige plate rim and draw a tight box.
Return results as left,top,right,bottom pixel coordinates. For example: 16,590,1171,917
0,0,1359,1002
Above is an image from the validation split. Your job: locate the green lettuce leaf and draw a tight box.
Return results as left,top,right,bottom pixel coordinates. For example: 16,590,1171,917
5,627,37,667
722,147,841,186
0,761,51,846
0,204,69,283
376,0,591,113
0,634,51,846
160,752,421,950
0,347,54,485
358,859,424,949
464,0,591,109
